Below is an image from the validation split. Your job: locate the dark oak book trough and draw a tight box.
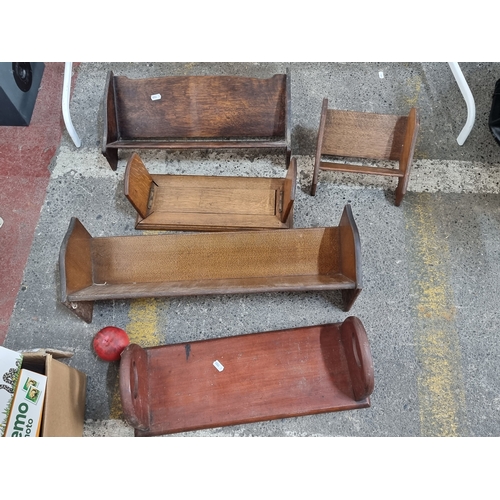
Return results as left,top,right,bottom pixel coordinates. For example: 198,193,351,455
59,205,362,323
119,316,374,436
102,71,291,170
125,152,296,231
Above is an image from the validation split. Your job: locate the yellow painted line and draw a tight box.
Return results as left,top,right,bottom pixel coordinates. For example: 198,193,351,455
403,74,422,108
405,194,467,436
124,298,162,348
109,298,164,419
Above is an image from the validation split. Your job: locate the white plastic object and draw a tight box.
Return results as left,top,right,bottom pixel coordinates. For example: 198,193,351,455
62,62,82,147
448,62,476,146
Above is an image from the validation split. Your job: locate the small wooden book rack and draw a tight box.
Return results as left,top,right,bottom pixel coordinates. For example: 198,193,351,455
311,98,419,206
125,153,296,231
119,316,374,436
59,205,362,323
102,71,291,170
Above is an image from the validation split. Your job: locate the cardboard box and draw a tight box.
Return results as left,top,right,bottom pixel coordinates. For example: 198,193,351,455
10,349,87,437
0,346,24,436
5,368,47,437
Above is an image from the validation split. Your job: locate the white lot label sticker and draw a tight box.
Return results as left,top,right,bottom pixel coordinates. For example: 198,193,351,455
379,71,384,79
151,94,161,101
213,360,224,372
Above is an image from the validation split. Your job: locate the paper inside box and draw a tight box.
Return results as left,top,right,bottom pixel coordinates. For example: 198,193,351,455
4,369,47,437
0,346,23,436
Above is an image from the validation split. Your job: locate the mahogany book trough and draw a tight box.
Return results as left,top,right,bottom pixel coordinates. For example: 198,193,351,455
119,316,374,436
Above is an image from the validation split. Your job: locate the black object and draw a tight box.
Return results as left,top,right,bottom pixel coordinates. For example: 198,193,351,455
0,62,45,126
12,63,33,92
489,79,500,146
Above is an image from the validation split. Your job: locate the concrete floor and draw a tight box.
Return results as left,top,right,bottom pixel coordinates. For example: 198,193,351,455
2,62,500,437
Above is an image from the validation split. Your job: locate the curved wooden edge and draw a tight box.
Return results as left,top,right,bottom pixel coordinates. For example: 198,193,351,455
101,70,112,156
123,152,133,200
338,204,363,311
341,289,362,314
488,80,500,127
124,153,154,219
59,217,76,304
340,316,374,401
59,217,94,323
281,157,297,223
61,300,94,324
285,67,292,167
311,98,329,195
103,148,119,171
489,81,500,145
395,107,420,206
119,344,151,431
102,70,119,170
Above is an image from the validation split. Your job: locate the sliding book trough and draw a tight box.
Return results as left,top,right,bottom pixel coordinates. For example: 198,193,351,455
124,152,296,231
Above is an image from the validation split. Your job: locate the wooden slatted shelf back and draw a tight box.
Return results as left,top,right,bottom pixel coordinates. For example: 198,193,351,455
311,98,419,206
322,109,407,160
114,74,287,140
90,227,340,285
119,316,374,436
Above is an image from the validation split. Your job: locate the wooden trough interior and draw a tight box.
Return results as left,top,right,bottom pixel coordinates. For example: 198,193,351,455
119,316,374,436
59,205,362,323
124,152,296,231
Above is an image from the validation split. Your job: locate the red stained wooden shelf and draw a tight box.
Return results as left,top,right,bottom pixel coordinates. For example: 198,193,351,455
119,316,374,436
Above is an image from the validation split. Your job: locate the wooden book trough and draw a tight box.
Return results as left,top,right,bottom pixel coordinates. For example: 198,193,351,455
125,153,296,231
102,70,291,171
311,98,419,206
59,205,362,323
119,316,374,436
